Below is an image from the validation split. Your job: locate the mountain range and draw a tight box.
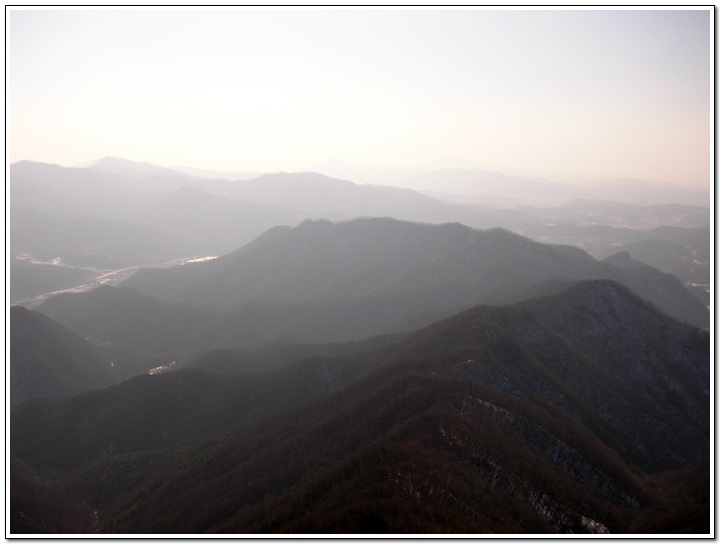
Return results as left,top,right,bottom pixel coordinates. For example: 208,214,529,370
31,218,708,386
309,160,708,207
8,156,711,535
10,159,709,309
11,280,709,533
120,217,709,329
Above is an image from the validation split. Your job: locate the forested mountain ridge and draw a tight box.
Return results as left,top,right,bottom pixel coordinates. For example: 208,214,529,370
11,280,709,533
11,160,708,312
122,217,709,328
8,158,711,535
33,217,707,368
10,306,118,405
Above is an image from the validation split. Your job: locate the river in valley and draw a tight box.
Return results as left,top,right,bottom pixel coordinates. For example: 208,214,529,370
12,255,217,309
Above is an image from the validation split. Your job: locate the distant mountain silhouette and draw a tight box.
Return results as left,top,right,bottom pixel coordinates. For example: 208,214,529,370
9,160,480,228
10,205,184,269
89,156,195,179
10,162,312,265
12,280,709,533
17,159,708,288
166,171,540,230
192,171,452,220
84,156,261,182
12,161,541,264
122,218,709,329
136,185,309,256
10,306,117,405
10,160,190,201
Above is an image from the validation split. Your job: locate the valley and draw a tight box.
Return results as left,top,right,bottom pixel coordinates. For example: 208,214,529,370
12,254,218,308
8,157,712,535
8,7,712,537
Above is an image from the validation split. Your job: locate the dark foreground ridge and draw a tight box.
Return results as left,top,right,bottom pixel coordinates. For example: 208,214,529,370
11,280,709,534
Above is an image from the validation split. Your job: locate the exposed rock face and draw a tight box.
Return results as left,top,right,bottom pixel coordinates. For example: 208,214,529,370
520,281,709,470
462,395,638,509
399,280,709,473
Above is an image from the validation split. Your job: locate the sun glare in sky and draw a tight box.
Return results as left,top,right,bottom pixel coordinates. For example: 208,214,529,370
7,7,712,188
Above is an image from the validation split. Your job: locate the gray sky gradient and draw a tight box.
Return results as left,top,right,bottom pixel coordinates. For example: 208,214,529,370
8,7,712,188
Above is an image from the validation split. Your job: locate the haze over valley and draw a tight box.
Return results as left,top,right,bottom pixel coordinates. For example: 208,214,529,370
8,153,712,534
7,7,712,536
11,157,711,310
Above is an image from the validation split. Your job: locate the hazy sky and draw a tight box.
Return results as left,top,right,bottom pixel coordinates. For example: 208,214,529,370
7,7,712,187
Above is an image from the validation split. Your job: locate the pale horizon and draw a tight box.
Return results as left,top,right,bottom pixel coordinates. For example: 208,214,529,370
8,154,709,193
8,7,712,191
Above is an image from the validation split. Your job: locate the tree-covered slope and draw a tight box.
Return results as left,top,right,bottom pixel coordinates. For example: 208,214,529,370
11,280,709,534
122,218,709,329
10,306,118,405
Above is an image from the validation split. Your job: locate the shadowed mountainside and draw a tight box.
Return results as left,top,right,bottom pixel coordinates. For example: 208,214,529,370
10,205,185,270
11,280,709,533
8,159,711,535
9,306,118,406
121,218,709,329
33,219,708,381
